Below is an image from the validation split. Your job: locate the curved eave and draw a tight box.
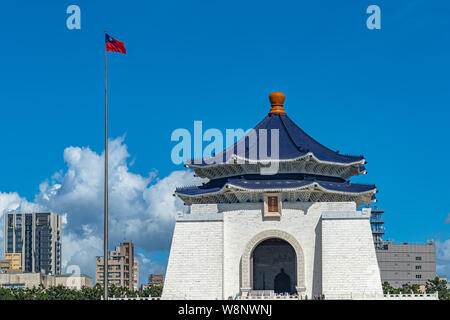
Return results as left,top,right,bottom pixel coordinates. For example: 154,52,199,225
186,152,365,169
175,181,376,199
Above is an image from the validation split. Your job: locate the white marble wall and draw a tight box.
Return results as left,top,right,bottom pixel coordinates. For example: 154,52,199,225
162,201,383,300
161,218,223,299
321,210,383,299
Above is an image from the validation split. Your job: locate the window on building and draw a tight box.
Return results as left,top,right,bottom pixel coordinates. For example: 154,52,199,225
416,275,422,279
415,257,422,261
415,266,422,270
268,196,278,212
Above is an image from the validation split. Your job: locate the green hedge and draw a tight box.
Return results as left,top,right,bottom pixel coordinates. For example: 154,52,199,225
0,283,163,300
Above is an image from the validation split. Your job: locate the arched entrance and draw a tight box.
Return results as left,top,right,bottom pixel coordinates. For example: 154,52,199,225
241,230,306,295
252,238,297,293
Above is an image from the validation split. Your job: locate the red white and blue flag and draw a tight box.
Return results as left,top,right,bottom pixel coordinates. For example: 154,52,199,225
105,33,126,54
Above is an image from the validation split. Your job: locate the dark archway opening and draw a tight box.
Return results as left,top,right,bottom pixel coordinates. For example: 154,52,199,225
251,238,297,294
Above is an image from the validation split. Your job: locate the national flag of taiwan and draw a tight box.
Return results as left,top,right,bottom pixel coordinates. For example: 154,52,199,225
105,33,126,54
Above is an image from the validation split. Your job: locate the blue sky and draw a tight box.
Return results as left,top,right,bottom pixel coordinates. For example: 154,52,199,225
0,0,449,280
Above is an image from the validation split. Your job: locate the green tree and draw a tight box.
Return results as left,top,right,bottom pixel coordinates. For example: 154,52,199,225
0,287,15,300
402,283,421,294
81,284,103,300
0,283,162,300
426,276,449,300
382,281,403,294
382,281,393,294
149,285,163,298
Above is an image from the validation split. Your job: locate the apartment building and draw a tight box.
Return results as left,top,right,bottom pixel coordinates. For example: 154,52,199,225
95,241,138,290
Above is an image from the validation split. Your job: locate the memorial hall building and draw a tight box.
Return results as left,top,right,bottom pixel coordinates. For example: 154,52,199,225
162,92,383,299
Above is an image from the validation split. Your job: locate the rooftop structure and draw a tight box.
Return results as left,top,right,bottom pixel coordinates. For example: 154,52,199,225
176,92,377,208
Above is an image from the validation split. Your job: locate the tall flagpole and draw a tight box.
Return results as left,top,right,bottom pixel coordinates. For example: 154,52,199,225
104,30,109,301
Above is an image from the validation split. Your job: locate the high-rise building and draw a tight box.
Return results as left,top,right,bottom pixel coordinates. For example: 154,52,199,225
376,240,436,288
370,207,385,249
95,241,138,290
4,212,62,275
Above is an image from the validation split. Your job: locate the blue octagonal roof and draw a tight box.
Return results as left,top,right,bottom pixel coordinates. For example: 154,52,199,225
188,113,364,167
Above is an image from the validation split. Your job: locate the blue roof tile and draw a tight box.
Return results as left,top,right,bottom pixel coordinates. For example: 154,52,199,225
176,174,375,197
188,114,364,167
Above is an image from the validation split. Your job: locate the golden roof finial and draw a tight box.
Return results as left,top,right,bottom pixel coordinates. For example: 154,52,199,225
268,92,286,115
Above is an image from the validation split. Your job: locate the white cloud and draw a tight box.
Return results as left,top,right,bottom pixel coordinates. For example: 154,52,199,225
62,232,103,276
135,251,166,285
436,239,450,262
436,238,450,277
0,136,203,283
0,191,44,214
